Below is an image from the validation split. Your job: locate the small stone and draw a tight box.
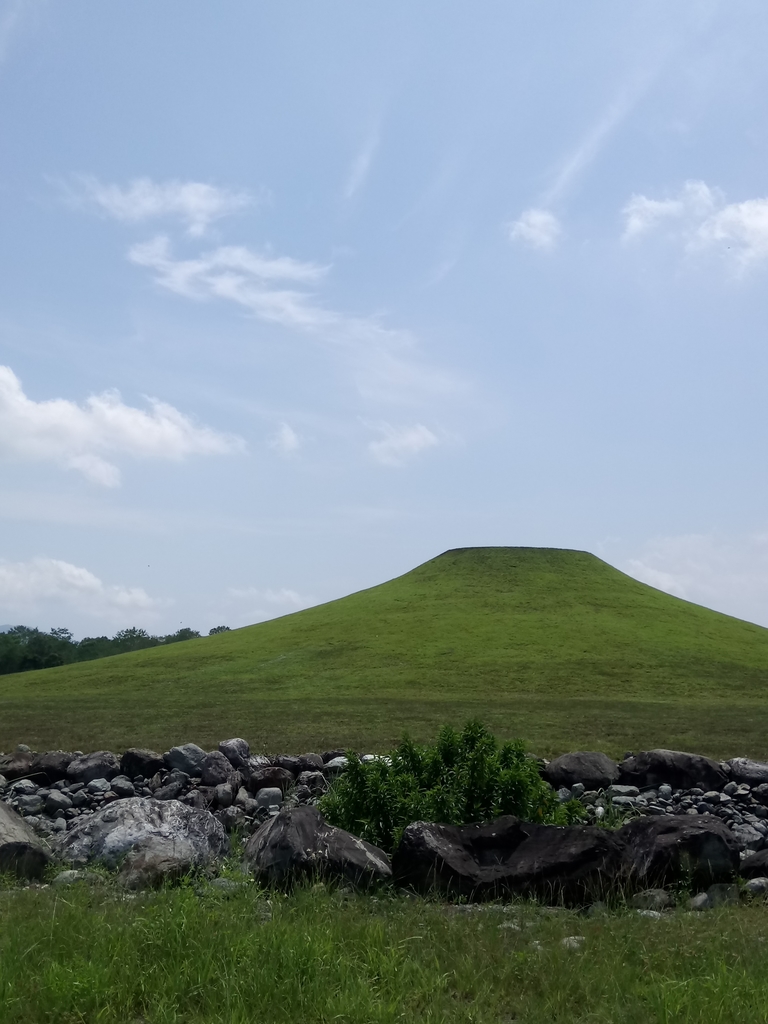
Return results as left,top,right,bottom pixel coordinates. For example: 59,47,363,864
164,743,206,777
257,786,284,811
658,784,673,800
630,888,673,911
16,795,44,816
218,738,250,769
498,920,521,931
570,783,585,799
607,785,640,799
86,778,112,795
724,782,738,797
745,877,768,896
44,791,73,816
636,909,662,919
560,936,585,950
10,779,39,796
706,882,739,907
703,791,720,803
209,877,246,893
556,787,572,803
110,776,136,798
323,756,348,774
611,796,637,808
214,783,233,809
689,892,711,911
51,817,67,832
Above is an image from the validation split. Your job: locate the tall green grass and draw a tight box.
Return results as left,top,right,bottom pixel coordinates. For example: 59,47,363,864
2,878,768,1023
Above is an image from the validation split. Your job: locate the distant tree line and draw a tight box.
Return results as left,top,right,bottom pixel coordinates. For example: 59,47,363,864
0,624,231,676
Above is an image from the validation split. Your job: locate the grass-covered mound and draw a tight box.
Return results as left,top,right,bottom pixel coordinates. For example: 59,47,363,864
2,546,768,757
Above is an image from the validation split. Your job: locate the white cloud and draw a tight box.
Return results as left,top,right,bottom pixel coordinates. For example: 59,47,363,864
0,557,156,617
344,129,379,200
622,180,768,267
624,532,768,627
228,586,304,606
269,422,300,455
130,236,460,408
0,365,243,486
508,208,562,251
367,422,439,466
78,177,254,237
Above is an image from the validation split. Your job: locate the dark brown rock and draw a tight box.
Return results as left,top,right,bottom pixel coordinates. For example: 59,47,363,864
272,755,301,776
246,765,295,795
297,753,325,773
200,751,236,787
544,752,620,791
29,750,75,784
243,805,391,886
67,751,120,785
0,748,35,781
392,816,626,902
737,849,768,879
618,814,739,887
619,749,727,792
0,801,51,879
120,748,164,780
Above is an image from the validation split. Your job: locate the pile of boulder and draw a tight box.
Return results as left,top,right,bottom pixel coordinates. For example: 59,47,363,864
543,749,768,855
0,738,347,841
2,740,768,906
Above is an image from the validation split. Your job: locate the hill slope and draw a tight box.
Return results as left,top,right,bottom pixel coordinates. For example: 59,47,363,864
2,547,768,758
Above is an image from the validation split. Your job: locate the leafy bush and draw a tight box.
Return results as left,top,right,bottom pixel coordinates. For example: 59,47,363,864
319,720,580,852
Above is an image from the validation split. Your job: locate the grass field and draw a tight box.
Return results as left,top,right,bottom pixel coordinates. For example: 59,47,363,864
2,876,768,1024
2,546,768,758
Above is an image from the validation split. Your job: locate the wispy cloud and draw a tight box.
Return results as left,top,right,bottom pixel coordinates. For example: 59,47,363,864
624,532,768,627
367,422,439,466
76,177,256,237
508,208,562,251
130,235,460,409
344,129,379,200
623,180,768,268
0,557,157,617
269,422,300,455
0,365,243,486
544,76,653,207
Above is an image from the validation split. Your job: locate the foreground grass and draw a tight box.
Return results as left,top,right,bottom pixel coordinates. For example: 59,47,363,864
1,879,768,1023
3,547,768,757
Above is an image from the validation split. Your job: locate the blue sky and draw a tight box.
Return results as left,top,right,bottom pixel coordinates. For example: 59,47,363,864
2,0,768,635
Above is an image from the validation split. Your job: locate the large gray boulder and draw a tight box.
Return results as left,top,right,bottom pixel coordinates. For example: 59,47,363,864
58,797,229,888
243,806,391,887
618,814,739,887
218,738,250,769
200,751,237,787
67,751,120,785
544,752,619,791
164,744,207,777
0,801,51,879
619,749,727,792
391,816,625,903
727,758,768,788
120,747,164,780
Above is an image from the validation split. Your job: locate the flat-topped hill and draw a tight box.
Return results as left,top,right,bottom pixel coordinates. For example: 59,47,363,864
2,547,768,758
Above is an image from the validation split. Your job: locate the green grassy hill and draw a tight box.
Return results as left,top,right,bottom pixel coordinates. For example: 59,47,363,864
2,547,768,759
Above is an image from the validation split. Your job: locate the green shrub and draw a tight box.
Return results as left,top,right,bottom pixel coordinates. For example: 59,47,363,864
319,719,580,852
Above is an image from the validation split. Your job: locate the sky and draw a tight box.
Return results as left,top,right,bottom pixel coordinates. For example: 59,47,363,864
2,0,768,636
